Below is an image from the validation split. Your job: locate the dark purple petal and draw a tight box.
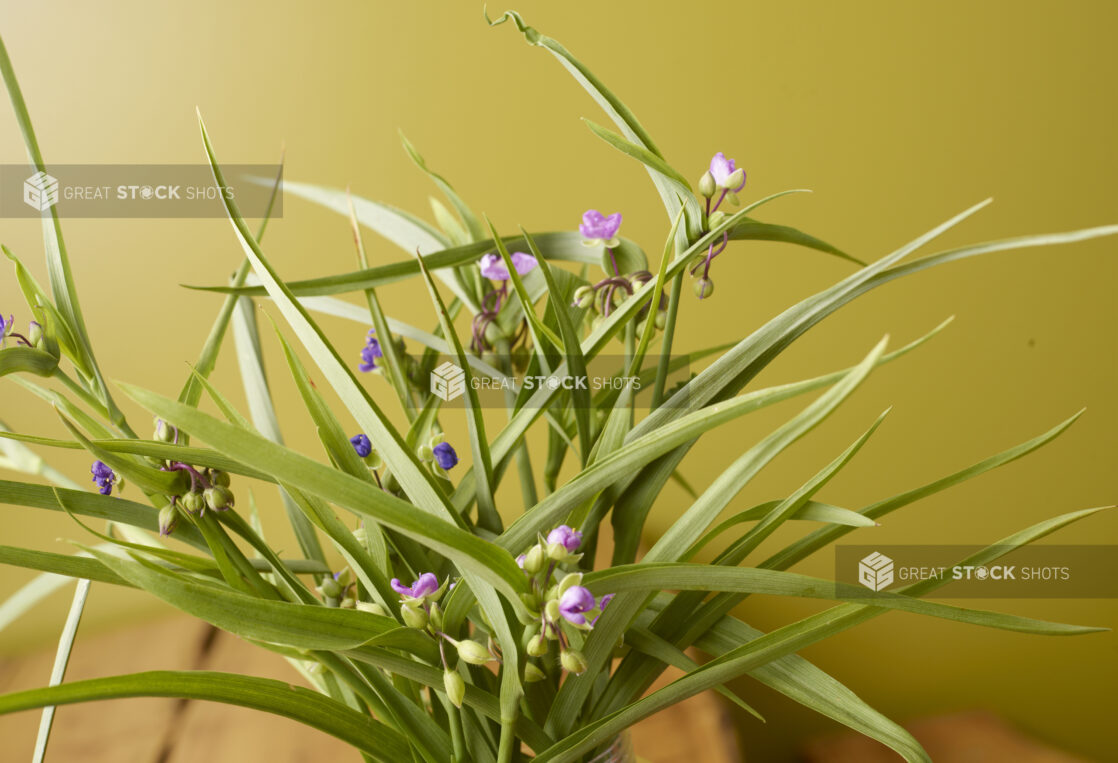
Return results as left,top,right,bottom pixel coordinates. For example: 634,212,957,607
432,442,458,470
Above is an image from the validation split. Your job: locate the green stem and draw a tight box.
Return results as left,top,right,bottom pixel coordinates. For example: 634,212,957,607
650,273,683,408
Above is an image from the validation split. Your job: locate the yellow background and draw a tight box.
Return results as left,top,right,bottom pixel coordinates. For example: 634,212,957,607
0,1,1114,759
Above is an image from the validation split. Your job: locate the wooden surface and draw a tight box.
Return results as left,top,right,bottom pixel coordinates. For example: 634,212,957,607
0,615,741,762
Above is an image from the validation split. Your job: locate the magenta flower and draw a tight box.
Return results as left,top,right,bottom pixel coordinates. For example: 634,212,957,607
579,210,622,241
547,524,583,552
391,572,439,600
709,152,746,192
558,585,597,626
478,252,538,281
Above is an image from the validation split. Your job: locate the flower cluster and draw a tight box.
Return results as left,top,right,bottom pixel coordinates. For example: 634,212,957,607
690,151,749,298
471,251,538,353
358,328,383,372
571,211,667,333
516,524,614,676
156,419,236,533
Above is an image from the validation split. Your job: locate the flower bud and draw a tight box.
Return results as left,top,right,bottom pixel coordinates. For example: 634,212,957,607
572,285,595,309
321,576,343,599
211,470,231,488
203,485,234,511
27,320,43,348
560,649,589,675
443,670,465,708
364,449,384,470
158,504,178,536
654,310,667,330
522,544,545,574
180,491,205,514
544,598,561,624
692,277,714,300
698,170,716,199
400,603,429,629
527,633,548,657
417,443,434,462
707,210,727,230
428,602,445,631
154,419,177,443
722,167,746,191
524,663,547,683
456,639,494,665
356,601,389,616
519,592,540,616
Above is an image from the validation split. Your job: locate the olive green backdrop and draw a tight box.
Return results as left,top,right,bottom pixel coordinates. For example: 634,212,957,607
0,1,1114,759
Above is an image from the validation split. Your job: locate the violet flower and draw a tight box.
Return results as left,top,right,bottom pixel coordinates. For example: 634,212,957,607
558,585,597,626
432,441,458,470
0,313,11,343
359,329,383,372
391,572,439,601
579,209,623,243
591,593,615,626
90,460,116,496
547,524,583,552
478,252,538,281
709,152,747,192
350,434,372,458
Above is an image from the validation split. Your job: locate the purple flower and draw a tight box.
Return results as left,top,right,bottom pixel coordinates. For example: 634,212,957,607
350,434,372,458
478,252,538,281
547,524,583,552
90,460,116,496
391,572,439,600
558,585,597,626
0,314,10,339
709,152,747,192
579,210,622,241
590,593,615,626
516,554,527,569
432,442,458,471
359,329,383,372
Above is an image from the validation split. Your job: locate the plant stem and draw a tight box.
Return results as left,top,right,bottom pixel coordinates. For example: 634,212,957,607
651,272,683,408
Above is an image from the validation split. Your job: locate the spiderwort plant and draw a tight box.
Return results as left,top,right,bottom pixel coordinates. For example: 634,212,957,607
0,11,1113,763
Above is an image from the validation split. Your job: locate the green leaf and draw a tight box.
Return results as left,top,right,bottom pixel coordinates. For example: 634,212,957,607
0,671,411,761
0,347,57,378
32,577,90,763
729,218,863,266
400,131,484,241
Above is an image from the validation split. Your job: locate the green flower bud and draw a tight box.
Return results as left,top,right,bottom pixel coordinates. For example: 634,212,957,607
211,470,231,488
158,504,178,536
355,601,389,617
527,633,548,657
547,541,572,562
203,485,234,511
722,167,745,191
560,649,589,675
456,639,493,665
27,320,43,348
707,210,727,230
692,277,714,300
698,170,716,199
544,599,561,624
654,310,667,330
417,443,434,462
573,285,595,309
364,450,383,470
519,592,540,617
523,544,545,574
400,603,429,629
321,577,343,599
524,663,547,683
428,602,445,631
154,418,177,443
443,670,465,708
180,491,205,514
